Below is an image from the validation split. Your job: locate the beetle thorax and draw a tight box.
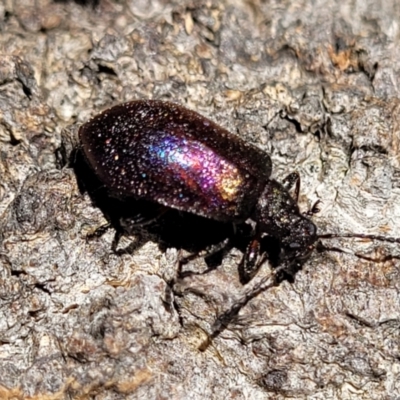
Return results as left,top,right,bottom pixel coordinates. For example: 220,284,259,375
255,179,318,262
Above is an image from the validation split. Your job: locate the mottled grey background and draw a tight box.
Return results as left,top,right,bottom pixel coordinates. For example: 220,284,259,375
1,0,400,399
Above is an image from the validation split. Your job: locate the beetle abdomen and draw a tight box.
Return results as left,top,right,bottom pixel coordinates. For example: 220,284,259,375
79,100,272,221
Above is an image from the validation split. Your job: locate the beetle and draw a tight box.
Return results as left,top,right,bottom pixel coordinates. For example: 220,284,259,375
79,99,400,344
79,100,321,283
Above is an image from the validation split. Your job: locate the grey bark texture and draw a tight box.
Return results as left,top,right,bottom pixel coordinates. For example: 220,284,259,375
1,0,400,399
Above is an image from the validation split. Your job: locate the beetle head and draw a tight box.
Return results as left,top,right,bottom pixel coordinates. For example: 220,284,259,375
255,179,318,272
279,216,317,264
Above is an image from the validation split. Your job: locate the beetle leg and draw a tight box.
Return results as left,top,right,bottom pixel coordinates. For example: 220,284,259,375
113,206,168,254
178,237,232,278
239,231,265,284
282,171,300,189
304,199,321,217
200,261,287,351
111,230,149,255
86,223,112,241
282,172,300,203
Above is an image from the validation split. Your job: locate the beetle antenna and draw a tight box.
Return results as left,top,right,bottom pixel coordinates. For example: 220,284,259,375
318,233,400,244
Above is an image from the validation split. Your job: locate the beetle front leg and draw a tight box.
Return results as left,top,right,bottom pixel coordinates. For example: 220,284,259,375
239,230,269,284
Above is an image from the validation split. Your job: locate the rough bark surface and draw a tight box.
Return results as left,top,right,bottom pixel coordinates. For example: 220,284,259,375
1,0,400,399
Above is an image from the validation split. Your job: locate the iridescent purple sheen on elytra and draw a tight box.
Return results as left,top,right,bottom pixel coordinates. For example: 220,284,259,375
147,133,242,203
79,100,272,222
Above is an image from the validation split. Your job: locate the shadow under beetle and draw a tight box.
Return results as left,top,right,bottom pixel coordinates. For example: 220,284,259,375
78,100,400,343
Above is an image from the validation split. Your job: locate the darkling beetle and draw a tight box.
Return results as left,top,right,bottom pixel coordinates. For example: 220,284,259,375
79,100,400,342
